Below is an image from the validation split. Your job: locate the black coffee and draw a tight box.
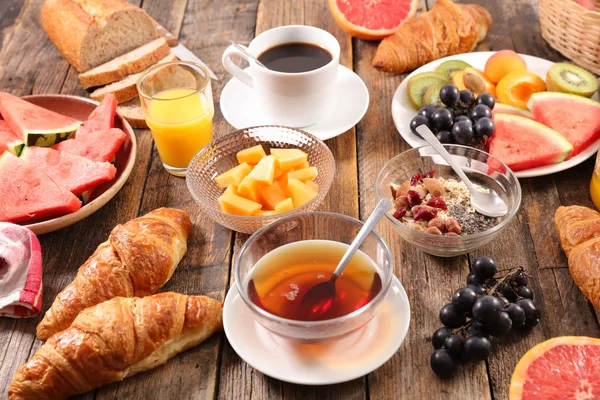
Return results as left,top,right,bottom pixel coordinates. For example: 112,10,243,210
258,42,332,73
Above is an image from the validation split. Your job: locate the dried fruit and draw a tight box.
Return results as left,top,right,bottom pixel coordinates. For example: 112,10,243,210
395,195,409,208
412,205,438,222
425,170,436,178
411,172,423,186
407,190,423,207
393,208,407,220
423,178,444,197
428,217,446,232
390,180,411,199
427,196,448,210
425,226,443,235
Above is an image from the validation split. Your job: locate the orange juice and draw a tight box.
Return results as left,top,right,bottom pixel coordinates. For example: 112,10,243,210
591,154,600,209
146,88,214,168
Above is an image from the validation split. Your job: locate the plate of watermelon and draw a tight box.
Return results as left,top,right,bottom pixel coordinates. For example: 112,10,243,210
392,51,600,178
0,93,136,234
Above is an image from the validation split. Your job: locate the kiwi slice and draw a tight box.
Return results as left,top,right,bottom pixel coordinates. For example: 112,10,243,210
423,84,446,107
407,75,448,109
436,60,472,81
546,63,598,98
407,72,448,87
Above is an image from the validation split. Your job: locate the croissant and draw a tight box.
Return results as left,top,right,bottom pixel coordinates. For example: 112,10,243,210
372,0,492,73
555,205,600,311
36,207,192,341
9,292,223,400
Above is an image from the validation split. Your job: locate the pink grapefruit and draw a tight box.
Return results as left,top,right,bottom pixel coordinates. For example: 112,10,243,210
328,0,418,40
509,336,600,400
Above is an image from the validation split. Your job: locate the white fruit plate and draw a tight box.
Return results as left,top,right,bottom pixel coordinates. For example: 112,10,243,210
392,51,600,179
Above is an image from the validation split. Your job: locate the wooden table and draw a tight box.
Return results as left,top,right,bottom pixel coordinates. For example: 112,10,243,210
1,0,598,399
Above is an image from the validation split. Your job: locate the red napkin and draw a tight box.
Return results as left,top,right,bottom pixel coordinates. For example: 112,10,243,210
0,223,43,318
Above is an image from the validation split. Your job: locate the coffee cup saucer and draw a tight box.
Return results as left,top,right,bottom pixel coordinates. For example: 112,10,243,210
219,65,369,141
223,275,410,385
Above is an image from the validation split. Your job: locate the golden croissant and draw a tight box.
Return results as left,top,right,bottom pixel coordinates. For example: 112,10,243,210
36,207,192,340
9,292,223,400
372,0,492,74
555,205,600,311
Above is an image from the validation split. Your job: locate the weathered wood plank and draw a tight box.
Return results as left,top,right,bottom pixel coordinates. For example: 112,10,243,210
0,0,26,50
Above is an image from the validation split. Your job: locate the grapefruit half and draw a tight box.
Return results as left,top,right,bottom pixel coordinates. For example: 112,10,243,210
328,0,419,40
509,336,600,400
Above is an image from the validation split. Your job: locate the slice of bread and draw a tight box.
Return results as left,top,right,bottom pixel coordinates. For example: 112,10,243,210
118,98,147,129
90,53,177,104
79,38,170,89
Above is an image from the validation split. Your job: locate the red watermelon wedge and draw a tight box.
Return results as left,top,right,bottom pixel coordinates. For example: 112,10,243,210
0,152,81,223
488,113,573,172
492,103,534,120
20,147,117,196
0,92,81,147
52,128,126,162
528,92,600,160
76,93,117,137
0,120,23,156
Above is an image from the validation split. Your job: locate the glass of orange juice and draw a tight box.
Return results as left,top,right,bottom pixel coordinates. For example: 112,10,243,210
137,61,214,177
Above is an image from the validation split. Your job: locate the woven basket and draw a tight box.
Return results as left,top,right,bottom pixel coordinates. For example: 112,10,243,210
539,0,600,75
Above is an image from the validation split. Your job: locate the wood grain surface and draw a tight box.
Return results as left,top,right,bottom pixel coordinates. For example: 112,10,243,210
1,0,599,399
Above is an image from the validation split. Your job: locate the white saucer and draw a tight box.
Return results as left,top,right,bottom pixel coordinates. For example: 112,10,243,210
220,65,369,141
223,275,410,385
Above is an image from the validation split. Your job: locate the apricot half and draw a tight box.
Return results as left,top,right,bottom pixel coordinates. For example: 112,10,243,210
452,67,496,97
484,50,527,84
496,71,546,109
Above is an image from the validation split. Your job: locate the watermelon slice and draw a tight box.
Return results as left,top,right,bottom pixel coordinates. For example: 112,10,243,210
0,120,23,156
488,113,573,172
52,128,126,162
492,103,533,119
20,147,117,196
76,93,117,137
527,92,600,160
0,152,81,223
0,92,81,147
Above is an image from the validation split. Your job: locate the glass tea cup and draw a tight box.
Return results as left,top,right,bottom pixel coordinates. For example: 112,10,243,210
137,61,214,177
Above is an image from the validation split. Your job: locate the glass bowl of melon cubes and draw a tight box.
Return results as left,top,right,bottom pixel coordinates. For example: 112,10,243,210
186,126,335,234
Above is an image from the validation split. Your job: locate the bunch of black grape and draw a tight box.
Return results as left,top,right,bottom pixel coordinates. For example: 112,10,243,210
430,256,539,379
410,85,495,147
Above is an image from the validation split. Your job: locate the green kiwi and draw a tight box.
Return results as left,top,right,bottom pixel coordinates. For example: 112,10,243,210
436,60,472,81
423,84,446,107
546,63,598,98
407,75,448,109
407,72,448,87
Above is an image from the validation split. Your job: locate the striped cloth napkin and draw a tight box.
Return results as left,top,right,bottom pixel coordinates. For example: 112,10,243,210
0,223,43,318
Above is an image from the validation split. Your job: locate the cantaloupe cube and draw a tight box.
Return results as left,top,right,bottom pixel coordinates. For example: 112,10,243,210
270,148,308,171
238,175,260,202
259,181,287,210
247,155,275,185
276,174,288,190
273,166,284,179
305,181,319,192
274,198,294,213
294,161,310,170
236,145,266,165
224,185,238,196
257,210,278,216
214,162,253,189
287,178,318,207
218,193,262,216
287,167,318,182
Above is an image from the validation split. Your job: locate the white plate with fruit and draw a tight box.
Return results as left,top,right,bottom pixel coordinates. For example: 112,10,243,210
392,51,600,178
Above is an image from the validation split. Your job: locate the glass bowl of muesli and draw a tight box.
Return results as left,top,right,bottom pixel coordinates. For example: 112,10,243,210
375,145,521,257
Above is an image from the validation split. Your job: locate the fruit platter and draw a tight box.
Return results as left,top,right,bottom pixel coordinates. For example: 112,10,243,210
0,94,136,234
392,51,600,178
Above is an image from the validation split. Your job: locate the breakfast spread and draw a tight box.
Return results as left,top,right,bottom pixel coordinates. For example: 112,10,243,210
9,292,223,400
215,145,318,216
389,171,499,235
2,0,600,396
36,207,192,341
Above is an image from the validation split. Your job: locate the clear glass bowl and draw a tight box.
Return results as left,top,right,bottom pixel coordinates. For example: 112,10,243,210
375,145,521,257
186,126,335,234
235,212,395,341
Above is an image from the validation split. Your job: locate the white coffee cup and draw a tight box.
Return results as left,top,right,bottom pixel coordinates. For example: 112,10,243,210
222,25,340,128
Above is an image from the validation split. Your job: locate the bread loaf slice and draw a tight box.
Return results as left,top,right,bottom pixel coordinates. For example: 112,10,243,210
40,0,159,72
79,38,170,89
118,98,147,129
90,53,177,103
